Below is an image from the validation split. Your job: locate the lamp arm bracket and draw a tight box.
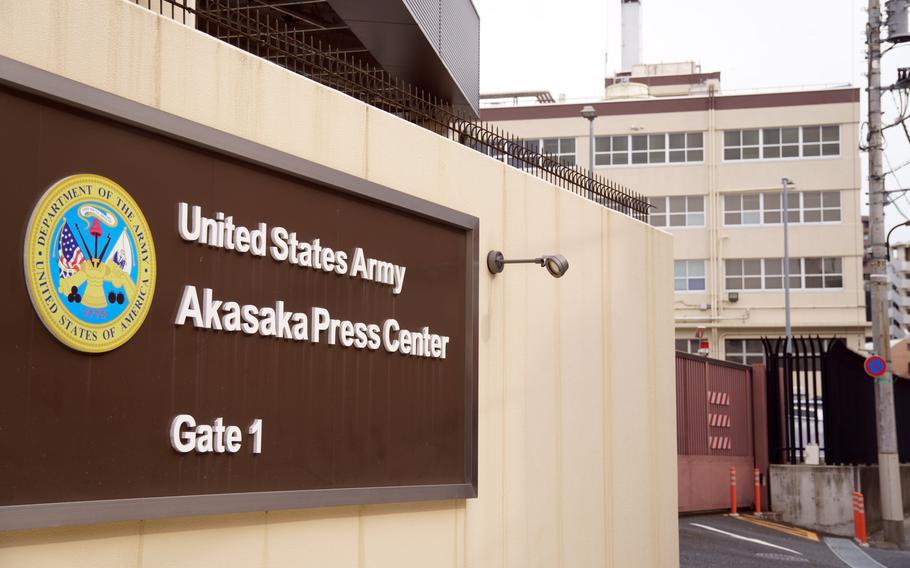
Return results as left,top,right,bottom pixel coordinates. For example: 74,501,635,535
501,258,545,265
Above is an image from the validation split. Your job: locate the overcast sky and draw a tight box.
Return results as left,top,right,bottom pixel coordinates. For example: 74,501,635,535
472,0,910,239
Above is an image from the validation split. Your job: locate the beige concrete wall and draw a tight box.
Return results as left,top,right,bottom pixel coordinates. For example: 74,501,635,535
0,1,678,567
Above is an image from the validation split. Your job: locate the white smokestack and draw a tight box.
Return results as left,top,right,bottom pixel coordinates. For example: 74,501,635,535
621,0,642,72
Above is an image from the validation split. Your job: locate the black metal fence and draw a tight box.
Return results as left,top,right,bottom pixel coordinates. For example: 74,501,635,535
762,336,831,464
132,0,651,221
764,336,910,465
821,339,878,465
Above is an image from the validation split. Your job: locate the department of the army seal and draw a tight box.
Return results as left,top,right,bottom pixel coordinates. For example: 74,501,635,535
23,174,156,353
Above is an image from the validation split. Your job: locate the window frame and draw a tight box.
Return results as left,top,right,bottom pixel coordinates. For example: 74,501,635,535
722,190,842,227
722,124,841,162
723,129,760,161
801,125,841,158
761,126,800,160
594,135,630,166
724,257,845,292
480,138,543,171
669,131,705,164
649,195,707,229
675,338,701,354
536,137,576,166
804,256,844,289
724,338,766,365
595,131,705,168
801,190,842,223
674,259,708,293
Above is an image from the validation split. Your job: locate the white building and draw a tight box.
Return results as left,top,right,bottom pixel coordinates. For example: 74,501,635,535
482,63,869,363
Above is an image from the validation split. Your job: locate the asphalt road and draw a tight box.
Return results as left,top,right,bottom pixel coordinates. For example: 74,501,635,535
680,514,910,567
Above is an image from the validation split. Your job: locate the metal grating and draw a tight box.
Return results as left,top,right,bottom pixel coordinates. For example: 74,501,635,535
404,0,441,51
439,0,479,111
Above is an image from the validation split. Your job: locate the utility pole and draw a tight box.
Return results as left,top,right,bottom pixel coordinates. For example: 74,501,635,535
867,0,905,546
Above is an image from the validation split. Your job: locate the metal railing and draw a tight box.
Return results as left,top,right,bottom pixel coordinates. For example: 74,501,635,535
133,0,651,221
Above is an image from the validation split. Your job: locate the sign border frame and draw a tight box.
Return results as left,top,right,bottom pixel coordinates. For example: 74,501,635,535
864,355,887,378
0,54,479,531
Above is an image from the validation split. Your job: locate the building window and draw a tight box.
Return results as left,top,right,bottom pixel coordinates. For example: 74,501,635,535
675,260,707,291
632,134,664,164
725,258,763,290
595,132,704,166
802,191,841,223
762,127,800,159
723,129,760,160
802,125,840,157
649,195,706,227
481,139,540,171
804,257,843,289
760,191,801,224
725,339,765,365
669,132,704,163
676,338,700,353
521,139,540,155
761,258,802,289
594,135,629,166
724,125,840,161
540,137,576,166
725,257,843,291
723,191,841,226
724,193,761,225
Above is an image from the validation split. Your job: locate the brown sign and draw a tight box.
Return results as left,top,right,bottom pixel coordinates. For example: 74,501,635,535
0,58,478,530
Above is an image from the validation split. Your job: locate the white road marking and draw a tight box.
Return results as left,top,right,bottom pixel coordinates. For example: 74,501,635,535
690,522,804,556
824,538,888,568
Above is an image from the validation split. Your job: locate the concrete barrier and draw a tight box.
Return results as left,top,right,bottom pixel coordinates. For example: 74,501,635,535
770,464,910,536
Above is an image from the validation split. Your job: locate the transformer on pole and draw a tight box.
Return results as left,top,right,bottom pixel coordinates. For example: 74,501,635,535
885,0,910,43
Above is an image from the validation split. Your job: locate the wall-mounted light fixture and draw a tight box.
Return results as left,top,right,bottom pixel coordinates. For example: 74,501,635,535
727,292,739,303
486,250,569,278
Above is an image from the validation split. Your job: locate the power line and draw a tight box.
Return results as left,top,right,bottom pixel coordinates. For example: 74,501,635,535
887,197,910,221
884,152,910,220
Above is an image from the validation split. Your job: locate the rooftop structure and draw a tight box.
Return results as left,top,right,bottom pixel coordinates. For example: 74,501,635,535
608,62,721,98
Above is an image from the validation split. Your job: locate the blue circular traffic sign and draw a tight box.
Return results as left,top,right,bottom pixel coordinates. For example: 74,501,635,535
864,356,887,378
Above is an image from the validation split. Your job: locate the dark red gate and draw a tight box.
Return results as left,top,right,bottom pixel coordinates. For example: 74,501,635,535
676,352,767,513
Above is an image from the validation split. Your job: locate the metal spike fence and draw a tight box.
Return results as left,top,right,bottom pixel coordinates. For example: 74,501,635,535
762,336,831,464
133,0,651,221
762,336,910,465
